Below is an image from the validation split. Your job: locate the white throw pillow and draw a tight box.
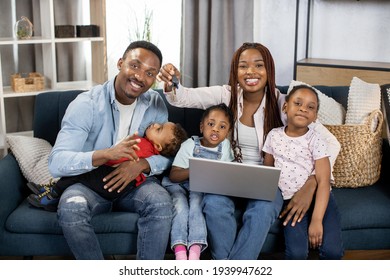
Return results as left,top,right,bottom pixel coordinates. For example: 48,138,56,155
345,77,381,125
287,80,346,125
6,135,57,184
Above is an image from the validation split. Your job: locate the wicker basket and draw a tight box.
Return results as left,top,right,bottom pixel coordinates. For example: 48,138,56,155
11,72,45,92
325,109,383,188
55,25,75,38
76,25,100,37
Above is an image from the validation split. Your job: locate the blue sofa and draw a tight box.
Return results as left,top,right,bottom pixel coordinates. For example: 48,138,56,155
1,85,390,259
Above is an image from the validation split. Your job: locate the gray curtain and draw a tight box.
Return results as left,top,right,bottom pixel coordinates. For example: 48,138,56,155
181,0,254,87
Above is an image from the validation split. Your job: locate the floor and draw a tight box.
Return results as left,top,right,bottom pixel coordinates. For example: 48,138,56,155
1,250,389,260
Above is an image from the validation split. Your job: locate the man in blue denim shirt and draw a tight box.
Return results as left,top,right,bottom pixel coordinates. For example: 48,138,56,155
48,41,173,260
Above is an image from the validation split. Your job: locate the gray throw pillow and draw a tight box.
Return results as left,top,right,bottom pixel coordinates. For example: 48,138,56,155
6,135,57,184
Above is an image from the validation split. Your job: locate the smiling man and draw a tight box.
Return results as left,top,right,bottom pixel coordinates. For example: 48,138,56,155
48,41,173,260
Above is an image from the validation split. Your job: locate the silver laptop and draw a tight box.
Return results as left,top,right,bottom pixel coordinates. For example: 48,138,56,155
189,157,281,201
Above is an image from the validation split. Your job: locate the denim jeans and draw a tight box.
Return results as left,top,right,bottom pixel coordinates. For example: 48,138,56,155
283,192,344,259
163,179,207,250
161,136,223,251
202,189,283,260
57,177,173,260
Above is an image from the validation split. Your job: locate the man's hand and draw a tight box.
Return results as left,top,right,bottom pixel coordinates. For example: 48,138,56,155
92,133,140,167
103,159,149,193
108,134,141,162
279,175,317,226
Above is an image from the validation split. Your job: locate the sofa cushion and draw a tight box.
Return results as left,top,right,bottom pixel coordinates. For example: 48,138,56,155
6,135,58,184
287,80,346,125
158,90,203,137
345,77,381,125
332,182,390,230
6,200,140,234
34,90,85,146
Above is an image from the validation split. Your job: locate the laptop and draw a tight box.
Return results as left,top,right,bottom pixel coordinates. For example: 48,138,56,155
189,157,281,201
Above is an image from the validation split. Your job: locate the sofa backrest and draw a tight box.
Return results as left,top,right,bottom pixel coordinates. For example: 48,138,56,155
32,89,205,145
34,90,85,146
158,90,204,137
33,86,354,145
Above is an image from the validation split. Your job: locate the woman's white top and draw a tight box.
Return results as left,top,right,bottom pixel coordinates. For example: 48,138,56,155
237,120,261,165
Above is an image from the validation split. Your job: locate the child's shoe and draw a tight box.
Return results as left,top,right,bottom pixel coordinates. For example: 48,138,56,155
174,245,187,260
188,244,201,260
27,188,59,212
27,180,57,195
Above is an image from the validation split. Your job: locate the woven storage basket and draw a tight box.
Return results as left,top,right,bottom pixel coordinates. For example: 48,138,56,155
325,109,383,188
11,72,44,92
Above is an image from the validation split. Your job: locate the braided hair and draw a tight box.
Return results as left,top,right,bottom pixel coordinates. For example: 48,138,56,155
228,42,283,162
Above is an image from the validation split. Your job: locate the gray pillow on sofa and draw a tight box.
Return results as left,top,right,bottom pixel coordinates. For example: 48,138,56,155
6,135,57,184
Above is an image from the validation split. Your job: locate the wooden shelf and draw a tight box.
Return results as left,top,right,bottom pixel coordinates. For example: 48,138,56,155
0,37,52,45
293,0,390,86
297,58,390,71
296,58,390,86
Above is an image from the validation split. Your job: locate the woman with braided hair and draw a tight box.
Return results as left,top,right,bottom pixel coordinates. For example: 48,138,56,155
158,42,340,260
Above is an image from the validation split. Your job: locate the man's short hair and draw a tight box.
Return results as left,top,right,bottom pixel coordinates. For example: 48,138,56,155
122,40,163,67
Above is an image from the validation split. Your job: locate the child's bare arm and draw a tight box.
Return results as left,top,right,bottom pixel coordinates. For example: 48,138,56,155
263,152,275,167
169,165,189,183
309,156,331,248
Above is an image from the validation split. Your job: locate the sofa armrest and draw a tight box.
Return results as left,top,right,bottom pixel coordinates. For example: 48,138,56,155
0,154,27,230
380,139,390,183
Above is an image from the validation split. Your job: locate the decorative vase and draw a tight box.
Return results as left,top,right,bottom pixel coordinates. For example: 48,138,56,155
14,16,33,39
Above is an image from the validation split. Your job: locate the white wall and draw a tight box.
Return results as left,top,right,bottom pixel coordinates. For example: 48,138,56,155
106,0,181,81
254,0,390,85
106,0,389,86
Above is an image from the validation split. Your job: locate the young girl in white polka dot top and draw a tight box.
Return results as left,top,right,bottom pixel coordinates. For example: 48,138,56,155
262,84,344,260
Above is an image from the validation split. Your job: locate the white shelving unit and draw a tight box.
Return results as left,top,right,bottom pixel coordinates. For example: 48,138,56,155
293,0,390,86
0,0,107,152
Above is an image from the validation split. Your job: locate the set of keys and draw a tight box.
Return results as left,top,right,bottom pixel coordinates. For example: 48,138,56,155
171,75,179,99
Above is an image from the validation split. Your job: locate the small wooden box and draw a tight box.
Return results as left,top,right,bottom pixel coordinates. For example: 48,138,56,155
55,25,75,38
76,25,100,37
11,72,45,92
